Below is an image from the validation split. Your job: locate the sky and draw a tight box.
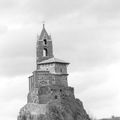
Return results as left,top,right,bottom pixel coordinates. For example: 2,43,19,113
0,0,120,120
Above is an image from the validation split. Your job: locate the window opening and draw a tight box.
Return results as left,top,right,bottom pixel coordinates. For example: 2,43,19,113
43,39,47,45
43,48,48,57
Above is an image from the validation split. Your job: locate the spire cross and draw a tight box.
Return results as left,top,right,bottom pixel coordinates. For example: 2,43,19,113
42,21,45,28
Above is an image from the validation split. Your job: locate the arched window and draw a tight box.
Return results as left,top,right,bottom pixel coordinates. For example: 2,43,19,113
43,39,47,45
43,48,48,57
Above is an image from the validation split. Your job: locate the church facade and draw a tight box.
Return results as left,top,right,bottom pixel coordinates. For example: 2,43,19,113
17,24,90,120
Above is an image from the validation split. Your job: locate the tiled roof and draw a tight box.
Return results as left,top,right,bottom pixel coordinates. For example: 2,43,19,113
37,57,69,64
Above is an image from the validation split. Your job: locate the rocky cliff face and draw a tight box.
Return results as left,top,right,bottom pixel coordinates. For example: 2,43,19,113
46,97,90,120
18,95,90,120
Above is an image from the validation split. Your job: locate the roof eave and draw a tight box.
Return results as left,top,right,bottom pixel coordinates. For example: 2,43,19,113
37,61,70,65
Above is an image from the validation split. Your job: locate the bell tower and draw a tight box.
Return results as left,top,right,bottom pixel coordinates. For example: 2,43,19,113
36,24,54,64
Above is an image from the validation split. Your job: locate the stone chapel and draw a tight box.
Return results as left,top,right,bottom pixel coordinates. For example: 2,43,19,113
17,24,90,120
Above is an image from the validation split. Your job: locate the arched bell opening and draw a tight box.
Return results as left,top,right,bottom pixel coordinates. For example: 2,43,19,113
43,48,48,57
43,39,47,45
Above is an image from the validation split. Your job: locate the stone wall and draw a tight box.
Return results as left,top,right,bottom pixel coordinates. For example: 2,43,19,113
54,74,68,87
29,70,68,91
27,85,75,105
55,63,67,74
37,63,68,75
37,85,74,104
37,63,55,73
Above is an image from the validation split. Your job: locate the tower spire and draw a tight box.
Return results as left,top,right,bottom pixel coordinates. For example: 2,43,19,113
42,21,45,28
36,23,54,63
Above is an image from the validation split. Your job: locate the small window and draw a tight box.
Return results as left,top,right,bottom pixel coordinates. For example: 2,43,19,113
60,89,62,92
43,48,48,57
60,68,62,72
43,39,47,45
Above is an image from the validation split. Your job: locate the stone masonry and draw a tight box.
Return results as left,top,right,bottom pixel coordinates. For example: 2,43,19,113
17,24,90,120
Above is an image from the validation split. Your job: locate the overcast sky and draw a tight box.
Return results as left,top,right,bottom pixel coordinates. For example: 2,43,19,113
0,0,120,120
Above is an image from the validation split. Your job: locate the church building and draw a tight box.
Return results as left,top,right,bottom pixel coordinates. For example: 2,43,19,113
17,24,90,120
